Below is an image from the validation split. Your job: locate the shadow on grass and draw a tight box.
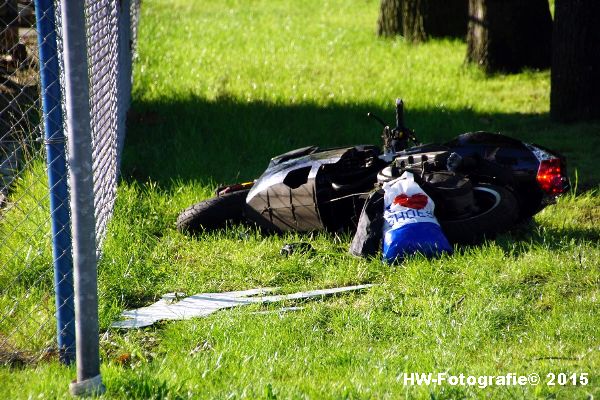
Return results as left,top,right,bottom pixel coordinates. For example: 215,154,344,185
122,95,600,190
496,219,600,255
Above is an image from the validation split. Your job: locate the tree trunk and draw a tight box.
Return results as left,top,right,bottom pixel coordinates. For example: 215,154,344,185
377,0,467,41
550,0,600,122
466,0,552,73
401,0,426,43
377,0,403,37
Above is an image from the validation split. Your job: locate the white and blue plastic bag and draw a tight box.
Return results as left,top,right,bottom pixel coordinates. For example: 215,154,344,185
382,171,452,262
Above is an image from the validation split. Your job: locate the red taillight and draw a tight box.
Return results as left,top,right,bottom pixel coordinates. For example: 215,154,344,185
536,159,567,195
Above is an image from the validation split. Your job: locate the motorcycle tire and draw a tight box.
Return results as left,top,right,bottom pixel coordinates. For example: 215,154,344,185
177,189,250,234
439,184,518,244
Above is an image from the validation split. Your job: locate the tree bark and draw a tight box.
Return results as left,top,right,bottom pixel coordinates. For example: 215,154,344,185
402,0,427,43
466,0,552,73
377,0,403,37
550,0,600,122
377,0,468,41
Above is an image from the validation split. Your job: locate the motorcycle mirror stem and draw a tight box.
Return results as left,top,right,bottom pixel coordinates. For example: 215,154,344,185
395,98,404,130
367,111,395,159
367,112,387,128
394,98,419,145
372,98,417,161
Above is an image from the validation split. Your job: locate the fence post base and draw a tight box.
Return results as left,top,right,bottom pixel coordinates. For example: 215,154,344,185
69,375,106,397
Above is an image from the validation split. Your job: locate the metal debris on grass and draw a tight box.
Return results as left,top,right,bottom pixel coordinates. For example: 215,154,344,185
112,284,374,329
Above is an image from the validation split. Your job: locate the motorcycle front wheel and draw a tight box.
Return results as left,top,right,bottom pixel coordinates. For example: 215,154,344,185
176,189,250,235
439,184,519,244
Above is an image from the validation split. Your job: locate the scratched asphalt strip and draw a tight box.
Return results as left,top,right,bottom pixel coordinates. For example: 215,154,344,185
112,284,374,329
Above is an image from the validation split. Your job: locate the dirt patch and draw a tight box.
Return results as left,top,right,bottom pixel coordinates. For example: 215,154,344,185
1,25,41,201
0,334,58,368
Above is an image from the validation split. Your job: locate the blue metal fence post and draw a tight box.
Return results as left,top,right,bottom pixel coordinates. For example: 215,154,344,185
34,0,75,365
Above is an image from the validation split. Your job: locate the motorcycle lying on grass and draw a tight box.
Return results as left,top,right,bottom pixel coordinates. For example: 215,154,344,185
177,99,569,245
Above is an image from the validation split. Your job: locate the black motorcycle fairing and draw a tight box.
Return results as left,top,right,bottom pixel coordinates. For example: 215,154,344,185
318,147,387,231
445,131,525,147
268,146,319,167
443,131,547,218
399,143,450,155
246,145,384,232
246,154,335,232
443,132,540,178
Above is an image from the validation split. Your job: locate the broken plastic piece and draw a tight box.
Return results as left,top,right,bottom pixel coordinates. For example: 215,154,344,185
112,284,373,329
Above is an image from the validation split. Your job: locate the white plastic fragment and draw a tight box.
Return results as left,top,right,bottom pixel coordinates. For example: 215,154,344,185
111,284,373,329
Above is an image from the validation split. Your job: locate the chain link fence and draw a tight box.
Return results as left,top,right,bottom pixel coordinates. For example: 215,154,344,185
0,0,58,366
86,0,129,249
0,0,140,383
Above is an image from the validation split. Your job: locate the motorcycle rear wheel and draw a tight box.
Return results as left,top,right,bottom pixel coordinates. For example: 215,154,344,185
439,184,518,244
176,189,250,234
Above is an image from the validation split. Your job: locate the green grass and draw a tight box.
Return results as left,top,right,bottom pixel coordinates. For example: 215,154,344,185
1,0,599,398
